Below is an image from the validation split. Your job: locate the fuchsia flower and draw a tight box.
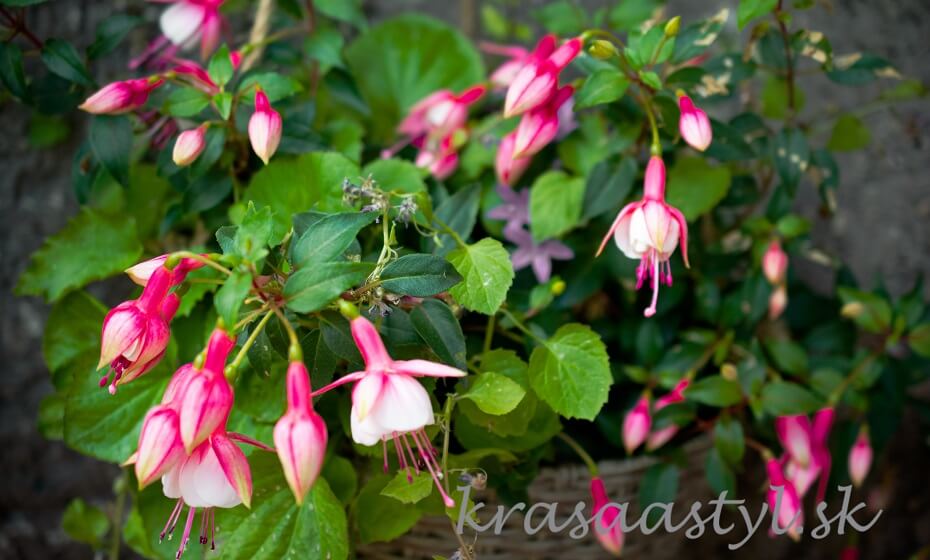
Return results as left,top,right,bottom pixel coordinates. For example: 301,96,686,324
414,133,460,180
248,90,282,165
125,254,205,287
596,156,690,318
766,457,803,541
495,132,532,186
481,42,531,89
173,125,208,167
135,401,187,488
779,407,834,502
503,35,581,117
311,316,466,507
178,328,235,453
622,395,652,454
678,94,713,152
769,285,788,320
79,78,164,114
98,266,177,393
512,85,574,158
398,85,486,141
848,427,872,488
158,0,224,60
762,239,788,285
590,477,624,557
646,379,690,450
274,361,328,504
775,415,813,468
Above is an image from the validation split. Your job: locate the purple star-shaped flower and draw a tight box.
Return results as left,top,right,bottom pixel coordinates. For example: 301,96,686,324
503,223,574,283
487,184,530,230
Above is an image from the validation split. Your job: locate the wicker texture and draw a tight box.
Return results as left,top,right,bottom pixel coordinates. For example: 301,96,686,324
359,435,713,559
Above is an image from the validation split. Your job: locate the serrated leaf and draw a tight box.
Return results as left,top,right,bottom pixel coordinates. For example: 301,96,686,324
234,203,274,262
409,298,466,369
16,208,142,301
528,323,611,420
284,262,374,313
291,211,378,268
380,254,462,296
380,471,434,504
447,238,514,315
462,372,526,415
529,171,585,240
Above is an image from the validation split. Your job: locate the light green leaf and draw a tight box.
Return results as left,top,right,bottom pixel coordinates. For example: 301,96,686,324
381,471,434,504
16,207,142,302
672,8,729,63
215,270,252,328
462,372,526,415
207,44,234,87
62,498,110,547
447,238,514,315
665,156,732,221
737,0,777,29
529,171,585,240
909,323,930,358
356,474,423,544
527,323,611,420
363,158,427,194
238,72,303,103
575,68,630,109
828,114,871,151
165,87,211,117
284,262,374,313
379,254,462,297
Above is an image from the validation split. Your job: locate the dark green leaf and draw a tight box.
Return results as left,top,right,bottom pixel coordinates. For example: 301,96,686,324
828,114,871,151
89,115,132,186
665,157,732,220
672,8,728,63
638,463,679,527
772,128,810,190
379,254,462,297
291,211,378,268
582,157,637,221
43,290,107,375
685,376,743,406
41,38,93,87
760,381,822,415
284,262,374,313
409,298,466,369
714,416,745,465
62,498,110,547
0,42,28,100
88,15,142,59
429,184,481,256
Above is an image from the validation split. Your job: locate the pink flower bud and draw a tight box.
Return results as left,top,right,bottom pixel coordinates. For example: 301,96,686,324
775,415,814,467
481,42,531,89
513,85,573,158
848,428,872,488
125,254,205,287
769,285,788,319
172,125,208,167
415,134,459,180
178,329,235,452
622,396,651,454
495,132,532,186
646,379,690,450
766,458,803,541
399,85,486,141
590,477,624,556
763,240,788,285
274,362,328,504
135,405,185,488
79,78,163,115
678,94,712,151
248,90,282,165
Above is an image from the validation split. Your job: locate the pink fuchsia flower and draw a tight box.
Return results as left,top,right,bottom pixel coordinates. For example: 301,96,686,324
248,90,282,165
596,156,690,318
274,361,328,504
504,35,581,117
178,328,235,453
98,266,176,393
414,133,460,180
158,0,225,60
784,454,822,498
769,284,788,320
311,316,466,507
763,239,788,285
503,223,573,284
398,85,486,141
173,125,208,167
512,85,574,158
125,254,205,287
848,427,872,488
481,42,531,90
775,414,813,468
622,395,652,454
495,132,533,187
766,457,803,541
171,59,220,94
135,404,186,488
678,94,712,152
590,476,624,556
79,78,164,114
811,407,835,502
646,379,690,451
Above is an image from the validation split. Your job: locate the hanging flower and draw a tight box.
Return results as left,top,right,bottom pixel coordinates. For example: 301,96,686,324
848,427,872,488
481,42,531,90
512,85,574,158
79,78,164,114
503,35,580,117
274,361,328,504
775,414,813,468
622,395,651,454
125,254,205,287
248,89,282,165
398,85,486,142
178,328,236,453
173,125,208,167
677,93,712,151
494,132,533,187
765,457,803,541
589,477,624,556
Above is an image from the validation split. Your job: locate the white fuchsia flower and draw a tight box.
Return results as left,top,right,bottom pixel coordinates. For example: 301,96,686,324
248,90,282,165
677,94,713,151
274,361,328,504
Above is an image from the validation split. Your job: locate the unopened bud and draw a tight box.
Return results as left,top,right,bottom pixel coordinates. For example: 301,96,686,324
551,279,566,296
841,302,864,319
337,299,360,320
587,39,618,59
664,16,681,38
721,363,738,381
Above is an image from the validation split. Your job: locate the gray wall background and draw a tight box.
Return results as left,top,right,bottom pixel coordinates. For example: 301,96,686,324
2,0,928,558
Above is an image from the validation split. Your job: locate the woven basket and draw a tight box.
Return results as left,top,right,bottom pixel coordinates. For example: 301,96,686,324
358,435,713,559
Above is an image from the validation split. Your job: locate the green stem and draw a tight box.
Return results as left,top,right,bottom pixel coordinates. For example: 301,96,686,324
108,470,128,560
439,395,473,560
557,432,598,477
272,306,302,360
482,313,496,356
499,308,544,344
170,251,232,276
229,309,275,371
639,92,662,155
433,216,468,249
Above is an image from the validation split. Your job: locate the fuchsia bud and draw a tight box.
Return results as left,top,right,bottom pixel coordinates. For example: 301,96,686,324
274,362,328,504
229,50,243,70
135,405,185,488
763,239,788,285
415,134,460,180
776,415,814,467
646,379,690,450
399,85,486,141
248,90,282,165
79,78,163,114
172,125,208,167
766,458,803,541
178,328,235,453
503,35,580,118
622,396,651,454
677,94,713,151
125,254,205,287
848,428,872,488
495,132,532,186
512,85,573,158
769,285,788,320
589,477,624,557
481,42,531,89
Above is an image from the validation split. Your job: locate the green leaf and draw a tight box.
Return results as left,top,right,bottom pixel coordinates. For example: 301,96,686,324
705,448,736,497
29,113,69,148
462,372,526,415
455,397,561,452
243,152,360,243
345,15,484,142
837,287,892,333
239,72,303,103
90,115,132,187
828,114,871,151
0,42,28,100
409,298,467,369
284,262,374,313
314,0,366,29
429,184,481,256
322,455,358,505
763,338,808,375
638,463,679,527
381,471,434,504
363,158,427,193
714,415,745,465
447,238,514,315
638,70,662,90
672,8,728,63
685,376,743,406
356,474,423,544
665,157,732,221
164,87,211,117
737,0,777,29
41,38,93,87
215,270,252,330
62,498,109,547
88,14,142,59
291,211,378,268
909,323,930,358
527,323,611,420
379,254,462,297
16,208,142,301
772,128,810,189
214,91,233,119
575,68,630,109
761,75,805,119
760,381,822,416
234,203,274,262
827,53,898,86
582,157,637,222
207,45,234,87
43,291,107,375
529,171,585,240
